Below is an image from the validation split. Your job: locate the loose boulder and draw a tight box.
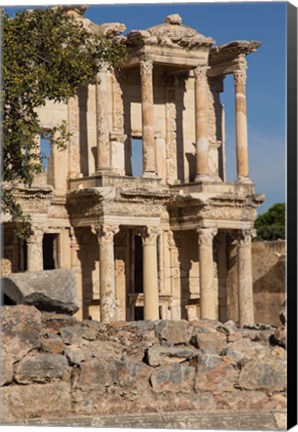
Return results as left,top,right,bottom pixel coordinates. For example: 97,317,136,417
1,269,80,315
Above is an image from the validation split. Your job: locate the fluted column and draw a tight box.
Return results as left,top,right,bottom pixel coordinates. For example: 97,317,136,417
95,224,119,322
140,226,160,320
236,229,254,326
27,227,44,272
234,66,251,182
96,63,111,173
194,66,210,182
197,227,218,319
140,59,156,177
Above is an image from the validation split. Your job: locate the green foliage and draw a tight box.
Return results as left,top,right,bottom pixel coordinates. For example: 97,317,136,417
254,203,285,240
2,7,126,223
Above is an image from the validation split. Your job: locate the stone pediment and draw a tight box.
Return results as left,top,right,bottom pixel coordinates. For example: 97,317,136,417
126,14,214,49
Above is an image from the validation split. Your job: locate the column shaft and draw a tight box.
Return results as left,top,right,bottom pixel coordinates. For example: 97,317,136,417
141,226,160,320
96,64,110,173
140,60,156,176
68,96,81,178
234,68,250,181
96,225,119,322
194,66,210,181
237,230,254,326
27,228,44,272
198,227,218,319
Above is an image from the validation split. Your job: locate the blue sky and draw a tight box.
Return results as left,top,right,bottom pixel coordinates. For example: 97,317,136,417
5,2,287,213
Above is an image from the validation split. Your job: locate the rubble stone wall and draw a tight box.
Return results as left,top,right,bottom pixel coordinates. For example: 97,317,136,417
1,305,286,424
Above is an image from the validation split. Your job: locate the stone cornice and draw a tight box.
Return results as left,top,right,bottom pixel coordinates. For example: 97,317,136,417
210,40,261,64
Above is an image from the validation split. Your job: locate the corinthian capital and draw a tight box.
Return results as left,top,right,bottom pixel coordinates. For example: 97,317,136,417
140,59,153,77
194,65,209,80
234,69,247,85
27,226,45,244
93,224,119,244
197,227,218,247
236,228,256,246
139,225,161,245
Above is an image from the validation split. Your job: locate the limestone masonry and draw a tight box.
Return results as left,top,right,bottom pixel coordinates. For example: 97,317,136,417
0,305,286,426
3,10,285,325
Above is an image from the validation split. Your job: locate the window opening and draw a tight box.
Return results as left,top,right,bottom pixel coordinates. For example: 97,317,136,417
134,306,144,321
40,131,52,170
131,138,143,176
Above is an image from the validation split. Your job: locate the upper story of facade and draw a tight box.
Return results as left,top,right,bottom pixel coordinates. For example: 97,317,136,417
34,12,261,199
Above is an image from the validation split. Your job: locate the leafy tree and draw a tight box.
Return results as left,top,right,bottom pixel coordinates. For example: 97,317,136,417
254,203,285,240
2,7,126,228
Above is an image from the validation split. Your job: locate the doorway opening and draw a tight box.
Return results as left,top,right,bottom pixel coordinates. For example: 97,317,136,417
43,234,59,270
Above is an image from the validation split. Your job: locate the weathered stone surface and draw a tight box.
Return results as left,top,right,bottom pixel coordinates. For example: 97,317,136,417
214,390,270,411
0,383,72,423
164,14,182,25
191,331,227,354
222,337,268,365
195,362,237,393
65,344,85,365
60,324,97,344
193,351,237,393
15,353,70,384
73,358,117,391
150,363,196,393
270,325,286,348
41,334,65,354
238,356,286,391
0,354,14,386
2,269,79,315
115,358,151,389
146,345,198,366
1,305,41,362
155,320,190,345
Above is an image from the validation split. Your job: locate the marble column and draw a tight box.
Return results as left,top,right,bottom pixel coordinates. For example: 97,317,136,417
70,227,83,320
197,227,218,319
68,95,81,178
96,63,111,173
140,59,156,177
234,67,250,182
194,66,210,182
95,224,119,322
141,226,160,320
27,227,44,272
236,229,254,326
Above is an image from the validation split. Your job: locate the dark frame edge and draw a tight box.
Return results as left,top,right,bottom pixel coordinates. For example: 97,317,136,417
287,1,298,430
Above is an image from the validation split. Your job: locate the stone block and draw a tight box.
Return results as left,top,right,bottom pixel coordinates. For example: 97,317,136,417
115,358,151,389
195,362,237,393
73,358,117,391
146,345,198,366
191,332,227,354
2,269,80,315
15,353,70,384
155,320,191,345
150,363,196,393
0,382,72,423
60,324,97,344
222,337,268,365
1,305,41,362
238,356,286,392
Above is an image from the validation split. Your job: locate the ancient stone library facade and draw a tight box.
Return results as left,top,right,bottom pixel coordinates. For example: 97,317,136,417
2,12,266,325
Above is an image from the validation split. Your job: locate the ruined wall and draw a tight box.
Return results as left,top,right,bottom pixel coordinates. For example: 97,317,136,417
228,240,286,326
1,305,286,425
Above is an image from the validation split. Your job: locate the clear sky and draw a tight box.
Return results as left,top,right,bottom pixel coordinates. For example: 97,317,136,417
5,2,287,214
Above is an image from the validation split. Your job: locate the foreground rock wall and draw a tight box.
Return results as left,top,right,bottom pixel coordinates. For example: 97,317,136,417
1,305,286,425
